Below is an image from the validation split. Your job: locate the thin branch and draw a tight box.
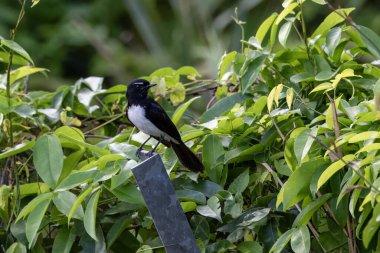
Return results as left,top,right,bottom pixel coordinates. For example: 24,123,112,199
85,135,111,139
83,114,124,135
261,163,324,250
270,117,286,142
297,0,311,61
311,135,380,195
326,93,343,159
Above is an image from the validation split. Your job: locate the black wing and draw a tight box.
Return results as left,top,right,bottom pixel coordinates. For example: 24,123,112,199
145,97,182,143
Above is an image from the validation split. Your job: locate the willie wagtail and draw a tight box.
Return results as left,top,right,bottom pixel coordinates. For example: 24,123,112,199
126,78,204,172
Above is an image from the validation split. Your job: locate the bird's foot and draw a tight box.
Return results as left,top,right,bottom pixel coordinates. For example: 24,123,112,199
136,148,142,158
136,149,155,160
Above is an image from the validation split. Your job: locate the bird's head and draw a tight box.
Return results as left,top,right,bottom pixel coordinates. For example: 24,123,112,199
126,79,156,99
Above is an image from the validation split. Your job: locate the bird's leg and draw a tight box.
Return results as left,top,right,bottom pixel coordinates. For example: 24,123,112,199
136,136,152,157
147,138,162,157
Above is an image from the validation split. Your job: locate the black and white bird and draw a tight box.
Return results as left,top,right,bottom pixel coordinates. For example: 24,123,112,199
126,78,204,172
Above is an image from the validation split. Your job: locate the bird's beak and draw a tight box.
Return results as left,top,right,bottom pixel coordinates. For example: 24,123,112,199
147,83,157,89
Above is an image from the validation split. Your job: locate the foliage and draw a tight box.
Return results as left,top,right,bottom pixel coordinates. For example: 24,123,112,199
2,0,379,88
1,0,380,252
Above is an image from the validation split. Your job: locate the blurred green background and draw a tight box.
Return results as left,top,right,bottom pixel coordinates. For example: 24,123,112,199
1,0,379,90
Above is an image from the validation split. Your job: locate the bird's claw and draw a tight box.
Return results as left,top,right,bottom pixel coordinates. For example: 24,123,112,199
136,148,142,158
136,148,155,160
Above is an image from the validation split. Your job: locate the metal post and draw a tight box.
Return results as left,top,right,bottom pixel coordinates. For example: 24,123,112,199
132,153,200,253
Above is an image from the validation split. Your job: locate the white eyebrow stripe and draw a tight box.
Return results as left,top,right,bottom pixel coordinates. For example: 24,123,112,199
134,82,144,85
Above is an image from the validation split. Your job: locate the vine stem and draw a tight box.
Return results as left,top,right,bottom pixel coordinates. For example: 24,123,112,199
261,163,325,251
83,114,124,135
6,0,26,147
297,0,311,61
3,1,26,246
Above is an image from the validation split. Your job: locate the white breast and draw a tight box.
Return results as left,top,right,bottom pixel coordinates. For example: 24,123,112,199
128,105,179,144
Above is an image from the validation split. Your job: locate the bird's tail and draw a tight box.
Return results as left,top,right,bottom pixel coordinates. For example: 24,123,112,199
171,141,204,172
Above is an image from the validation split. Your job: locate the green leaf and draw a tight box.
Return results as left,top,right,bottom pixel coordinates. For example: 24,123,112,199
326,27,342,57
312,8,355,38
275,2,298,25
240,55,266,93
106,215,131,248
0,141,35,160
348,131,380,143
104,84,127,93
218,51,237,81
0,39,34,64
279,21,292,47
250,96,267,115
33,135,64,189
68,185,97,224
176,189,206,205
0,51,29,66
290,72,314,83
55,132,109,155
10,66,47,85
207,240,233,252
315,54,332,72
331,68,356,89
13,104,35,118
171,96,200,125
5,242,27,253
137,245,153,253
14,183,50,200
357,25,380,60
256,13,278,44
181,202,197,213
356,143,380,154
293,127,317,165
238,208,271,227
55,126,85,149
310,82,333,93
52,227,75,253
25,198,51,248
291,225,310,253
0,185,10,223
224,193,243,218
311,0,326,4
61,149,85,181
202,135,225,184
150,67,176,78
228,169,249,194
200,93,248,122
317,154,356,191
286,88,294,109
169,82,186,106
109,183,145,205
363,202,380,247
224,145,264,164
269,228,296,253
357,205,372,239
110,160,135,190
267,84,283,112
53,191,84,220
56,170,97,191
237,241,263,253
281,158,328,210
176,66,201,78
16,192,53,222
31,0,40,7
196,196,222,222
293,194,332,227
84,190,101,241
190,215,210,242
